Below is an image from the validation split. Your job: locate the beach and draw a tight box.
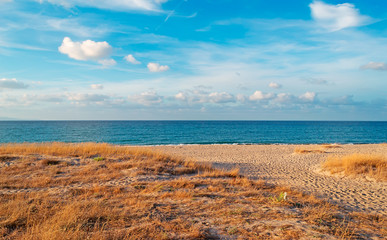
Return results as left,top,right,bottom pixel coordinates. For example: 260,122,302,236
154,144,387,215
0,142,386,239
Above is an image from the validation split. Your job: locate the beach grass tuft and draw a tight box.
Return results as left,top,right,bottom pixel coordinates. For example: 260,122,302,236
294,148,325,154
321,144,341,149
322,154,387,181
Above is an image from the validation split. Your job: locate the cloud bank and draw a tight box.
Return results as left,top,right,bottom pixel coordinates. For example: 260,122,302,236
67,93,110,104
249,91,275,101
129,91,163,106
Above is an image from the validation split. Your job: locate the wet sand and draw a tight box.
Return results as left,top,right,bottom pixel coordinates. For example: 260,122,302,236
153,144,387,215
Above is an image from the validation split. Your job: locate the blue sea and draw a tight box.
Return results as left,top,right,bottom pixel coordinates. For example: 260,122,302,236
0,121,386,145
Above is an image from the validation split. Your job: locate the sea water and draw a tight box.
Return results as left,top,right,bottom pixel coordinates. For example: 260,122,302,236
0,121,386,145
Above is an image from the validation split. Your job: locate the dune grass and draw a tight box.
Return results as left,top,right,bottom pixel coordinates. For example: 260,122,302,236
322,154,387,181
321,144,341,149
294,148,325,154
0,143,385,239
0,142,167,159
294,144,342,154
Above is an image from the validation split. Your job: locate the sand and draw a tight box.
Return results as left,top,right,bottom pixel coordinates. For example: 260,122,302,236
153,144,387,215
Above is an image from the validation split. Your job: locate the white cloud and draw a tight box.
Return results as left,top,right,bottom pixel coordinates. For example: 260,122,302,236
0,78,28,89
39,0,168,12
58,37,114,65
268,82,282,89
124,54,141,64
273,93,296,104
174,88,237,105
208,92,235,103
98,59,117,68
67,93,110,102
0,0,12,3
360,62,387,71
249,91,275,101
175,92,186,101
309,1,370,31
175,91,204,103
299,92,316,102
147,62,170,72
130,91,163,106
90,84,104,90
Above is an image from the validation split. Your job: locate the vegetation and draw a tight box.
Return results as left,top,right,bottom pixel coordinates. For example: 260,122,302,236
294,144,342,154
0,143,385,239
294,148,325,154
93,157,105,161
321,144,341,149
322,154,387,181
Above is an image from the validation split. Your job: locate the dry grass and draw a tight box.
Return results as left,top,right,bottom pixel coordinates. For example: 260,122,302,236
294,144,342,154
294,148,325,154
0,143,385,239
322,154,387,181
0,142,165,159
321,144,341,149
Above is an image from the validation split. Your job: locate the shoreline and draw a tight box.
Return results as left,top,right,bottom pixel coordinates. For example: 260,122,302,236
128,142,385,147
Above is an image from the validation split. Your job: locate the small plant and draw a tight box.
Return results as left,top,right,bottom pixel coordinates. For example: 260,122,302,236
93,157,105,161
227,226,238,235
270,192,287,202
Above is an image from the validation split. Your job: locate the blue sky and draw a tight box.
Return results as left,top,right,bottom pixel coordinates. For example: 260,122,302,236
0,0,386,120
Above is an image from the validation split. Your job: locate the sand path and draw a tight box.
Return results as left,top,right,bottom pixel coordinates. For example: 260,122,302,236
153,144,387,215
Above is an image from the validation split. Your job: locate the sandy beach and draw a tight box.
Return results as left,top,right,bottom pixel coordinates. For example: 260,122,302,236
154,144,387,215
1,143,386,239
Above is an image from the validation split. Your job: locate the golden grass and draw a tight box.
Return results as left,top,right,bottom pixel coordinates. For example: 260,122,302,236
322,154,387,181
0,143,385,239
294,144,342,154
0,142,160,159
321,144,341,149
294,148,325,154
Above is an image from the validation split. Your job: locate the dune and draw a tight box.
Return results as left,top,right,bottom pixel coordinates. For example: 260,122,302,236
0,143,385,239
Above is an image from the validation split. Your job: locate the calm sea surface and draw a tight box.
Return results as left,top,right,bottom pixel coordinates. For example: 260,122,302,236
0,121,386,145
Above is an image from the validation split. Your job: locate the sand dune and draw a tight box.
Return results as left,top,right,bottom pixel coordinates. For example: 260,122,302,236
154,144,387,215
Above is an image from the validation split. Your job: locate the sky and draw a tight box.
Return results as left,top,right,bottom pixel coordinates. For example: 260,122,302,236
0,0,386,120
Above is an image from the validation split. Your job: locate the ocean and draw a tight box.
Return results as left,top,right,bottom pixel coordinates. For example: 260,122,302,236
0,121,386,145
